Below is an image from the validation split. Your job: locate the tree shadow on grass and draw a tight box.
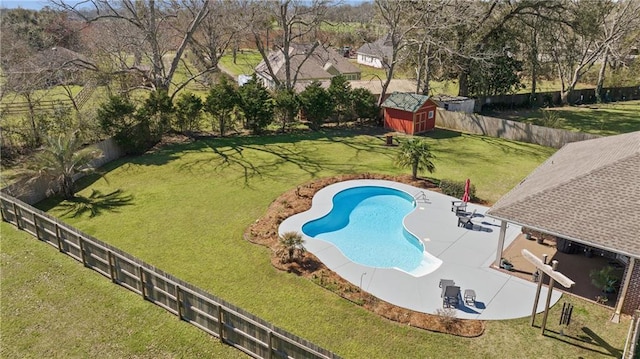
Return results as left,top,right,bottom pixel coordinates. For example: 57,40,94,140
178,129,398,186
58,189,134,218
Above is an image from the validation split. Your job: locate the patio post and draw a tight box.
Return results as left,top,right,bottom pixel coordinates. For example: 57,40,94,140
494,220,507,266
540,260,559,335
614,257,636,323
530,254,548,326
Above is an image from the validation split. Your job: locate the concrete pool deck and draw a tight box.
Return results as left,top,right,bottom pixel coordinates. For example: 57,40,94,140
279,179,562,321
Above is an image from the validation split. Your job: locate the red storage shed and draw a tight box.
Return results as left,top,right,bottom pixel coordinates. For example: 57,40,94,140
381,92,438,135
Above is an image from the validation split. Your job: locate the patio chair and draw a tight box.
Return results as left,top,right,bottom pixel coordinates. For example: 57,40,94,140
451,200,467,213
443,285,460,308
439,279,455,297
464,289,476,306
457,209,476,228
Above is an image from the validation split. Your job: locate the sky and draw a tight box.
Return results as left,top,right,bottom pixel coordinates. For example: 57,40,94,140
1,0,51,10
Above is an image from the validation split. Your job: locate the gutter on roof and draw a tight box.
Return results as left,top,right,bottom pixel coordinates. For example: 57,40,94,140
486,213,640,260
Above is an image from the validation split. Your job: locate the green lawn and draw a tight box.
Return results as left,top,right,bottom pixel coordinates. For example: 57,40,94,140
218,49,264,77
484,100,640,136
0,222,246,359
8,128,627,358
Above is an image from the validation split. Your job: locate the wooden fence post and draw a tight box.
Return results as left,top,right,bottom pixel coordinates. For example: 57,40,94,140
108,252,117,283
33,212,40,240
13,202,20,229
0,199,5,222
218,305,225,343
267,331,273,359
79,236,88,267
176,286,183,320
139,266,146,299
54,223,64,252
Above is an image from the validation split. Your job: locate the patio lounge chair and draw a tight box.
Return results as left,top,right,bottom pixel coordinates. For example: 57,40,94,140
457,209,476,228
439,279,456,297
443,285,460,308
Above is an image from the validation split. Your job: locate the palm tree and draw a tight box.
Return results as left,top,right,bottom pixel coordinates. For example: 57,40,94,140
277,231,306,263
395,138,436,180
26,131,103,200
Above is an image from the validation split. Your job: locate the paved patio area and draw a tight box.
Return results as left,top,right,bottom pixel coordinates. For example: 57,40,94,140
279,179,562,321
503,233,621,308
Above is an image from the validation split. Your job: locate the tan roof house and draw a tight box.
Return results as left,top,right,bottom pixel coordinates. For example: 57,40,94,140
356,33,394,69
487,131,640,317
254,43,361,90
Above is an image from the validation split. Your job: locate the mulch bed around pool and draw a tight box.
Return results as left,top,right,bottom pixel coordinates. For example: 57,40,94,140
245,173,485,337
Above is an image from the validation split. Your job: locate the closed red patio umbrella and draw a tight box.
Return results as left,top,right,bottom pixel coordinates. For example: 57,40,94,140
462,178,471,203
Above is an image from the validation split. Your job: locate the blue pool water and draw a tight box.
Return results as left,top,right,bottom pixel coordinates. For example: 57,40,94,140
302,186,426,272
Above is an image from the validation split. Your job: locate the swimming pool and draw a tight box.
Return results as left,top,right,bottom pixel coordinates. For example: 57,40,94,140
301,186,441,275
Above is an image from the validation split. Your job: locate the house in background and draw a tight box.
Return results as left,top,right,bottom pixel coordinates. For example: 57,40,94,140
356,33,394,69
381,92,438,135
254,43,361,90
487,131,640,319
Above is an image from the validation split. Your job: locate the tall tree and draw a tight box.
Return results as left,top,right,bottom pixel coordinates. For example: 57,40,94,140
174,92,203,133
186,0,244,86
327,75,352,126
237,75,274,134
298,81,333,130
406,0,458,96
54,0,210,97
273,88,299,133
350,87,378,120
204,76,239,136
594,0,640,102
248,0,331,91
541,0,639,104
445,0,561,97
373,0,424,105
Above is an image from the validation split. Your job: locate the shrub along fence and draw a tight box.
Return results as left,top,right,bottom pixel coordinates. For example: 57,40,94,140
0,193,340,359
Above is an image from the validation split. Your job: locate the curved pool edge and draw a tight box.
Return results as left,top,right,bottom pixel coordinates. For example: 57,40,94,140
278,179,563,320
279,179,442,278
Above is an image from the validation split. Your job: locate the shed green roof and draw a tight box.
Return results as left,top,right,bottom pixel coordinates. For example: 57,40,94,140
381,92,431,113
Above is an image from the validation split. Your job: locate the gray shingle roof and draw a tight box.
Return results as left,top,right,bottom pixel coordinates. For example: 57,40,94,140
487,131,640,258
254,43,360,83
356,33,394,61
381,92,431,113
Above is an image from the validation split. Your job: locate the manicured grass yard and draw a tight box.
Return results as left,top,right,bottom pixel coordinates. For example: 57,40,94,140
0,222,246,359
3,128,630,358
484,100,640,136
